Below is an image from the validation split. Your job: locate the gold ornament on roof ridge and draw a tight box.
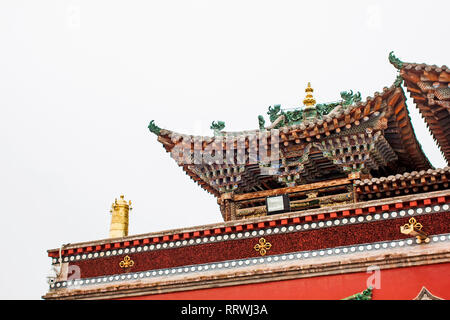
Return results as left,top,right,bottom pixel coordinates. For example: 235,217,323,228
303,82,316,106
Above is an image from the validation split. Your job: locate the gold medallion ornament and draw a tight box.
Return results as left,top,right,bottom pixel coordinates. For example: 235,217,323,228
254,238,272,256
119,255,135,268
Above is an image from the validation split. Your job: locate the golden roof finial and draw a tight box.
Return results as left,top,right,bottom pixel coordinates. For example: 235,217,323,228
109,194,132,238
303,82,316,107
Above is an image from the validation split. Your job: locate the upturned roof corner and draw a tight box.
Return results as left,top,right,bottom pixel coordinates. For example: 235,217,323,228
148,120,161,136
389,51,404,70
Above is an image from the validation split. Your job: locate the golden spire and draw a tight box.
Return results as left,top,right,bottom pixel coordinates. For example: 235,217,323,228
303,82,316,106
109,195,132,238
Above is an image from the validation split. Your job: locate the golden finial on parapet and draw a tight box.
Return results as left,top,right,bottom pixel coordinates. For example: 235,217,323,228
303,82,316,107
109,195,132,238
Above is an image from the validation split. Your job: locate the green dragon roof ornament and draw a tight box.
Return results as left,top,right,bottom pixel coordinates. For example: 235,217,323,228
259,84,362,129
342,286,373,300
394,74,403,87
340,90,362,106
315,102,339,115
389,51,404,70
389,51,404,87
210,121,225,135
261,105,303,130
148,120,161,135
258,115,266,130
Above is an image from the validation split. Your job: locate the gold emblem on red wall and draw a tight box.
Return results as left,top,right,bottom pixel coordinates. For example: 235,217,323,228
119,255,135,268
254,238,272,256
400,218,430,244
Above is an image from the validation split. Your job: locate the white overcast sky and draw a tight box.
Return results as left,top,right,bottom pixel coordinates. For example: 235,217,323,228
0,0,448,299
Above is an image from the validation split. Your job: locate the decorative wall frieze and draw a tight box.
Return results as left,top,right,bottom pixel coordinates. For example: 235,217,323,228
49,192,450,264
48,232,450,291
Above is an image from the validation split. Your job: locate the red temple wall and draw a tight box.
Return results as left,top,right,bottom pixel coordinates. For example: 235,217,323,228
71,212,450,280
119,262,450,300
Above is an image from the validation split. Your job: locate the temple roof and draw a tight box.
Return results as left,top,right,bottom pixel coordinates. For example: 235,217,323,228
149,76,431,197
355,166,450,200
389,52,450,164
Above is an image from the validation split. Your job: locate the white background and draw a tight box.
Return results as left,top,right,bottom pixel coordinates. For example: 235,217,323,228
0,0,448,299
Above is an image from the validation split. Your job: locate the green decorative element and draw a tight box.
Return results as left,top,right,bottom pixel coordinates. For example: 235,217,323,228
340,90,362,106
316,102,339,116
258,115,266,130
210,121,225,135
267,105,286,129
302,106,317,120
285,109,304,123
342,287,373,300
266,104,309,128
389,51,403,69
268,105,283,123
263,89,362,128
148,120,161,135
394,74,403,87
